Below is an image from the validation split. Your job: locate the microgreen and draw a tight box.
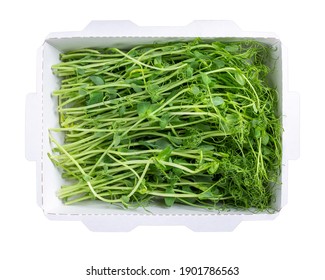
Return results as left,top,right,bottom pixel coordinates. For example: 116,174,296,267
49,39,282,210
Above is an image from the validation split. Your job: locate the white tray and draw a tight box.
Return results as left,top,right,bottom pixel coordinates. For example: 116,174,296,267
26,20,299,231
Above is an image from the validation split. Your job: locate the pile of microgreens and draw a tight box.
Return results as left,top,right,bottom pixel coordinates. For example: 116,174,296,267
49,39,282,210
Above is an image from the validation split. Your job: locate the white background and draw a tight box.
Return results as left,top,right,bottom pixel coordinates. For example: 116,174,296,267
1,0,324,279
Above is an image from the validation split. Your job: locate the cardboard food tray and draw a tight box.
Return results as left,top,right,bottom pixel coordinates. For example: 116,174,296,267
26,20,299,231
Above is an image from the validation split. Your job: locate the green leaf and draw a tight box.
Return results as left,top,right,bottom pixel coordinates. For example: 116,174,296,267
113,133,121,147
137,102,151,118
235,72,246,86
138,181,147,195
94,132,105,138
262,133,269,145
214,59,225,69
167,172,179,185
76,68,85,75
225,45,239,53
153,158,166,172
251,119,259,127
183,58,196,63
164,186,176,207
154,56,162,66
198,161,219,174
107,88,118,94
169,136,183,146
82,175,91,182
154,138,171,149
226,113,239,124
137,102,159,119
193,123,211,131
159,113,170,129
212,96,224,106
87,91,104,105
119,105,126,117
172,166,183,176
157,145,173,161
194,50,206,59
199,144,215,151
262,146,272,155
255,127,262,138
121,195,130,207
148,83,160,94
108,93,118,101
198,190,213,200
186,66,193,78
78,88,87,95
89,75,105,85
148,83,161,102
208,161,219,174
131,83,142,93
190,86,200,95
201,73,211,86
190,60,199,70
